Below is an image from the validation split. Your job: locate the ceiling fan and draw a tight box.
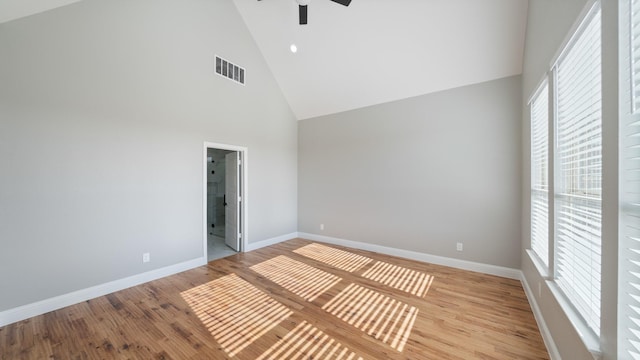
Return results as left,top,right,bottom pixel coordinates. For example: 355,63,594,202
259,0,352,25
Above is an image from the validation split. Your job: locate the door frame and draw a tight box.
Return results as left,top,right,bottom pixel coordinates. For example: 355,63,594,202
203,141,248,258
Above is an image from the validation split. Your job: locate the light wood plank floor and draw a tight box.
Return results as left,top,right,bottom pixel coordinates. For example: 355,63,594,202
0,239,549,359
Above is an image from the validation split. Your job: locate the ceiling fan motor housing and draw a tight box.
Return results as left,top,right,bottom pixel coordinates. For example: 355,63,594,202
260,0,351,25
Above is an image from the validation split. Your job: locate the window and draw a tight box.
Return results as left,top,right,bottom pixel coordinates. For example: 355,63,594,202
620,0,640,357
530,83,549,267
527,1,602,341
553,4,602,337
631,0,640,113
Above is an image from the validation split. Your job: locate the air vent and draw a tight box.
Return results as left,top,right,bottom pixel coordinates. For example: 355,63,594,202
215,55,245,85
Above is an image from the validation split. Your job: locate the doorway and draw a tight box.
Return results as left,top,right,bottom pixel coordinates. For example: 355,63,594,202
203,142,247,262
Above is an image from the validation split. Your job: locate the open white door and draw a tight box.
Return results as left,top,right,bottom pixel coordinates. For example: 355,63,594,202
225,152,241,251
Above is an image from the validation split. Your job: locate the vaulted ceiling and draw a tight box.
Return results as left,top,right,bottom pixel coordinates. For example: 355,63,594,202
0,0,529,120
0,0,83,24
233,0,528,119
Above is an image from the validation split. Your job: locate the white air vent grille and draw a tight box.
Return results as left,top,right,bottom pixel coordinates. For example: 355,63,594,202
215,55,245,85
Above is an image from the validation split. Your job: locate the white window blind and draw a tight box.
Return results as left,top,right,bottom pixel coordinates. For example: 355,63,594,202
554,4,602,337
620,0,640,358
632,0,640,112
531,83,549,267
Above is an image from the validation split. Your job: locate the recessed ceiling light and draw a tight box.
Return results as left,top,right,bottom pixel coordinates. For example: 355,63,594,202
290,44,298,53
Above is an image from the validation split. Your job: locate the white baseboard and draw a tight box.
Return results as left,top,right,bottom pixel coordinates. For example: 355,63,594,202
0,257,206,328
245,232,299,252
298,232,521,279
0,232,557,360
520,273,561,360
0,231,299,328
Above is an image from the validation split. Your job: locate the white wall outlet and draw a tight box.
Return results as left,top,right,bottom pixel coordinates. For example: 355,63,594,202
142,252,150,263
320,224,324,231
456,243,463,251
538,282,542,297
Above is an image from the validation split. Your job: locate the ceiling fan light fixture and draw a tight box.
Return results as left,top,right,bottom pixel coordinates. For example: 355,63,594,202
298,3,308,25
258,0,351,25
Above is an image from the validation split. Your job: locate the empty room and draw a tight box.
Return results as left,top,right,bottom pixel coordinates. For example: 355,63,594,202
0,0,629,359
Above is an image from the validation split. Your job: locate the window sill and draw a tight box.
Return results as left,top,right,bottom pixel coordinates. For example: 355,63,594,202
545,281,602,359
525,250,602,359
526,249,549,278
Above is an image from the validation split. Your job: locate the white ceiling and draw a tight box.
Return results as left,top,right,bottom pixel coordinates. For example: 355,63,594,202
0,0,529,120
233,0,528,120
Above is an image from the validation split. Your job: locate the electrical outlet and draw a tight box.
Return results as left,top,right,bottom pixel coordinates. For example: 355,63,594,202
456,243,463,252
320,224,324,231
538,282,542,297
143,253,150,263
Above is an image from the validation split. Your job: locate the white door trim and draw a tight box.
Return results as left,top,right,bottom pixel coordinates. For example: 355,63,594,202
224,151,240,251
203,142,248,259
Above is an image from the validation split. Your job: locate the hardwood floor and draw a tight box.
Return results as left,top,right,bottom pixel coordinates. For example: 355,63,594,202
0,239,549,359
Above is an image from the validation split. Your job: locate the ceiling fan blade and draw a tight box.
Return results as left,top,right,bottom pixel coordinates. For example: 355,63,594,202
330,0,351,6
299,4,308,24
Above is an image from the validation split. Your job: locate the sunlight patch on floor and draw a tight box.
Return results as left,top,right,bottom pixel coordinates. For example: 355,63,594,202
250,255,342,301
322,283,418,352
181,273,292,357
361,261,434,297
293,243,373,272
257,320,363,360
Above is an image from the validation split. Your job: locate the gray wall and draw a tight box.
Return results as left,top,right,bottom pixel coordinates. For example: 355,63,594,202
298,76,522,269
0,0,298,311
521,0,618,358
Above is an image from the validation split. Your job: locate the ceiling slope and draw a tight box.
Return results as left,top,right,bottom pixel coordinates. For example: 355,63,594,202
0,0,528,121
0,0,83,24
233,0,528,120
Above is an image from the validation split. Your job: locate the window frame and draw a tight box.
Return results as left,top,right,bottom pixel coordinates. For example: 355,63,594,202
618,0,640,358
526,0,603,352
529,80,551,270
